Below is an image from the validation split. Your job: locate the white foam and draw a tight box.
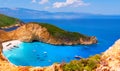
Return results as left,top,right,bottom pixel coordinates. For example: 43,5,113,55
2,40,22,51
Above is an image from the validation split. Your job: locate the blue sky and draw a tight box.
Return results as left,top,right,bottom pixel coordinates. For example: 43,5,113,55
0,0,120,15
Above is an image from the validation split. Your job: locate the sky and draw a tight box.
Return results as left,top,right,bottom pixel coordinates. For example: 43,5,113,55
0,0,120,15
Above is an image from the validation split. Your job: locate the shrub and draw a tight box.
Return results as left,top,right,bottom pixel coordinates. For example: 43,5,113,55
0,14,20,27
62,54,101,71
30,22,88,41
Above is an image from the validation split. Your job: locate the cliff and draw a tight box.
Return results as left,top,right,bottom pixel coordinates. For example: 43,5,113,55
0,22,97,45
96,39,120,71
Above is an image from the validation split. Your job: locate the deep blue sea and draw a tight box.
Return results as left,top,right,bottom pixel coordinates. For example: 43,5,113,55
3,19,120,67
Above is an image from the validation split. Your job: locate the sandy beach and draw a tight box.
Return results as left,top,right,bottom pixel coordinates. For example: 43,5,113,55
2,40,22,51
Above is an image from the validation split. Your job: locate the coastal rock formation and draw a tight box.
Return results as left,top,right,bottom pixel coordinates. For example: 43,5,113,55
0,40,6,61
0,22,97,45
0,30,11,42
96,39,120,71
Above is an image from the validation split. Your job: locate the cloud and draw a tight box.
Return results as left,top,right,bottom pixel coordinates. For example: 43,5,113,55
39,0,49,4
53,0,89,8
32,0,36,3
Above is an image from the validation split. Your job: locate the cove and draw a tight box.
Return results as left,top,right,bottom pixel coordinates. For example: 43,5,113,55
3,40,107,67
3,19,120,67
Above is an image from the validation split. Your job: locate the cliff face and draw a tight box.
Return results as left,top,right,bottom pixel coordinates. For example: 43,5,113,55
0,23,97,45
96,39,120,71
0,30,11,42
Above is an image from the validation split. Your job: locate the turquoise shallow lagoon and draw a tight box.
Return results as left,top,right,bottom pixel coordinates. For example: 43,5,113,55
3,19,120,67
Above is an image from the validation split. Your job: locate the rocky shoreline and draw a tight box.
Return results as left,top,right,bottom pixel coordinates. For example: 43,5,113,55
0,22,98,71
0,38,120,70
96,39,120,71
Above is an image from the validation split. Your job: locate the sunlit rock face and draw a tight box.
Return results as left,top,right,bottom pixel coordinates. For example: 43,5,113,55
96,39,120,71
9,23,50,43
0,40,7,61
0,30,11,42
0,23,97,45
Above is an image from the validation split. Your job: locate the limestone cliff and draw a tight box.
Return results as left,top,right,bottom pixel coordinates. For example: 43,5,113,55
0,22,97,45
96,39,120,71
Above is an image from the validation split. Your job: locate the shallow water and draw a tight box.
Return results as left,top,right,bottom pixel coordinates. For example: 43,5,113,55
3,19,120,66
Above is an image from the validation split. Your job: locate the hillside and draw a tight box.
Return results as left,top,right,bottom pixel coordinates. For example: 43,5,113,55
0,22,97,45
1,8,119,19
0,14,21,28
0,14,23,29
96,39,120,71
37,22,86,41
0,8,92,19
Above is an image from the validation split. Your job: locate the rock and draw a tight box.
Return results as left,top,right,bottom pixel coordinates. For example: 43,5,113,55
0,40,7,61
0,30,11,42
96,39,120,71
80,36,97,45
0,22,97,45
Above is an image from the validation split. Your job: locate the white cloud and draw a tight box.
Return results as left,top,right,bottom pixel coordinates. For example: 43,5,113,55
53,0,89,8
39,0,49,4
32,0,36,3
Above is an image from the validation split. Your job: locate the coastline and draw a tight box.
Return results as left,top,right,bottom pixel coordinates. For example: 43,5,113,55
0,39,120,70
2,40,22,51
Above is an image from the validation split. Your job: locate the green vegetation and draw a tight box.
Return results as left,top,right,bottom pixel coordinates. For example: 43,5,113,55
62,54,101,71
0,14,20,27
31,22,88,41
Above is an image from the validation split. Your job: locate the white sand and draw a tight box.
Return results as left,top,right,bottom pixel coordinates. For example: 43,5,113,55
2,40,22,51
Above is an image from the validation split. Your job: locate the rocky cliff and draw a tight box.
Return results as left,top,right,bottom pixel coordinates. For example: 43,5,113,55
96,39,120,71
0,22,97,45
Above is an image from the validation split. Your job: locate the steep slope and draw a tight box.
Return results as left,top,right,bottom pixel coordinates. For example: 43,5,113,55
0,14,23,29
0,22,97,45
96,39,120,71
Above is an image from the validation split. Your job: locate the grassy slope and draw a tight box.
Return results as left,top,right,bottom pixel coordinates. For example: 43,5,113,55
0,14,20,27
0,14,88,41
31,22,88,41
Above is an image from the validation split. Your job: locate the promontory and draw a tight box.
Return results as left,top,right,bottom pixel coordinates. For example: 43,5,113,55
0,22,97,45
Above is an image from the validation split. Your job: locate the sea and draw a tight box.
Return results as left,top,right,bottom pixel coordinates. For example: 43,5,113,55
3,19,120,67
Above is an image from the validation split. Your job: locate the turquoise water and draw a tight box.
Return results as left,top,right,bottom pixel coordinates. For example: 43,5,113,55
3,19,120,66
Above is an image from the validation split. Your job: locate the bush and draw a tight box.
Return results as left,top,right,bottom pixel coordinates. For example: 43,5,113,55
31,22,87,41
62,54,101,71
0,14,20,27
